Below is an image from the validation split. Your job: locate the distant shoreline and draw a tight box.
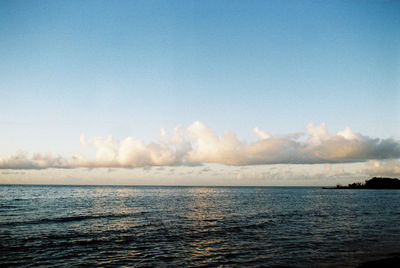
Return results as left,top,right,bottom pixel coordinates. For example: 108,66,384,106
323,177,400,190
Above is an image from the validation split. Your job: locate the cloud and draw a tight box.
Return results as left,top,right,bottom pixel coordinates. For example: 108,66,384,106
0,151,70,169
364,159,400,177
1,121,399,169
187,122,400,165
253,127,271,139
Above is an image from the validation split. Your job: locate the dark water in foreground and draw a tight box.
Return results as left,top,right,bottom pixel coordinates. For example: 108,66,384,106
0,185,399,267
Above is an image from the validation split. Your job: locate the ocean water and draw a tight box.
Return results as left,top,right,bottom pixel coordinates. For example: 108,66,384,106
0,185,399,267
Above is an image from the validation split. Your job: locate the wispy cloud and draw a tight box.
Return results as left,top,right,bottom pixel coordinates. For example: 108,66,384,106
1,122,399,169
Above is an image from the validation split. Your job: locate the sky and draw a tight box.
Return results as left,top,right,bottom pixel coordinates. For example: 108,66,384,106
0,0,399,185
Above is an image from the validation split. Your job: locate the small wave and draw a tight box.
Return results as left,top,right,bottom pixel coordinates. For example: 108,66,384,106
0,205,19,209
1,213,138,227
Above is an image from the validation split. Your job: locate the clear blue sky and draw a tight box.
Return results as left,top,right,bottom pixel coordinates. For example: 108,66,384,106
0,1,399,185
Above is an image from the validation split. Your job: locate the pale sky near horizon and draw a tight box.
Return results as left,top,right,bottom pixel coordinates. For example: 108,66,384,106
1,0,399,185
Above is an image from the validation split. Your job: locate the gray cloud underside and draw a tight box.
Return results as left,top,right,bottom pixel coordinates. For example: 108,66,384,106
1,122,399,169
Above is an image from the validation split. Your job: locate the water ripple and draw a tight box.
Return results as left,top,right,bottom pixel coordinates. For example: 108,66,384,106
0,186,399,267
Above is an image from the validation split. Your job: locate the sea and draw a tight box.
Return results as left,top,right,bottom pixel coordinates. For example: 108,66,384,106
0,185,399,267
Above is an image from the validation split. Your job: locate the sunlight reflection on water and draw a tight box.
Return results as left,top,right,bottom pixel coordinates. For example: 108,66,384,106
0,185,399,267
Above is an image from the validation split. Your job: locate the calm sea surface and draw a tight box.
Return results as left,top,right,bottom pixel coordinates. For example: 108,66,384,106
0,185,399,267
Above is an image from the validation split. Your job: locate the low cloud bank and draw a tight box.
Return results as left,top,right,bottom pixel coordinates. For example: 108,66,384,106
365,159,400,177
0,152,70,170
1,122,399,169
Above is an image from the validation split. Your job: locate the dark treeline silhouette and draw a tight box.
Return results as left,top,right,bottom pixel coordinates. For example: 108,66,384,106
324,177,400,189
363,177,400,189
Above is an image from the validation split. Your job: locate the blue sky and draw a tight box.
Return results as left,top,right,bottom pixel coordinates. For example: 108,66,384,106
0,1,399,185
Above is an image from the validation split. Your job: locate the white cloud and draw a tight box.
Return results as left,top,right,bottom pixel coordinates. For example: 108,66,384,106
364,159,400,177
1,121,399,170
253,127,271,140
0,151,70,169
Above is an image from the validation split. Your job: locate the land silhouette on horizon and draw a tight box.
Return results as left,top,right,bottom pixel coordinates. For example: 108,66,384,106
324,177,400,189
